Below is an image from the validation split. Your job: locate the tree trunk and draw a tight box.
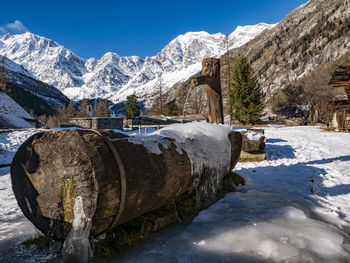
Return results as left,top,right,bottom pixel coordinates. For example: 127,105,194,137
11,125,241,241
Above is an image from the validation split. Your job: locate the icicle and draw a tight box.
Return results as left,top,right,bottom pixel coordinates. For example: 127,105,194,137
62,196,93,263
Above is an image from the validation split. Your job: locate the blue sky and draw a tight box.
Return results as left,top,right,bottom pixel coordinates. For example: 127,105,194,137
0,0,307,59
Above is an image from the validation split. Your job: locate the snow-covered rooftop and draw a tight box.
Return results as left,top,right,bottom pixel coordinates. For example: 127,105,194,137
0,92,34,128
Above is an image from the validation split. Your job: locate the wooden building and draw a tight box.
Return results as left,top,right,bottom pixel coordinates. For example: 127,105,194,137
328,65,350,131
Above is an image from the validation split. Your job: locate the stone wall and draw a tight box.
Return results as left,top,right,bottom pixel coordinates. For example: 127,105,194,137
68,117,123,130
68,116,182,130
131,116,181,126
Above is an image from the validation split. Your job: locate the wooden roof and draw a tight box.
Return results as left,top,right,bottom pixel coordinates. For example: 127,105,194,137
329,65,350,87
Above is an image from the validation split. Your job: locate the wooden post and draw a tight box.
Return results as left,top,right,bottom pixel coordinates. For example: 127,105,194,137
191,58,224,124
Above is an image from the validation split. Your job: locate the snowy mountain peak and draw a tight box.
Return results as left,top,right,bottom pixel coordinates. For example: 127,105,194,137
174,31,225,44
231,23,276,36
229,23,276,48
0,32,87,89
0,22,276,106
101,51,121,60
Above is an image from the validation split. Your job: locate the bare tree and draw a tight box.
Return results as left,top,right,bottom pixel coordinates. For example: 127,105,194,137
93,99,110,117
66,101,76,119
78,99,90,117
158,74,163,115
299,64,335,124
225,32,232,124
58,102,76,122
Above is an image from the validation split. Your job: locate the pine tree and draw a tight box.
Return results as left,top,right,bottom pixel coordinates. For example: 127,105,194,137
167,103,179,116
125,95,140,119
229,57,264,124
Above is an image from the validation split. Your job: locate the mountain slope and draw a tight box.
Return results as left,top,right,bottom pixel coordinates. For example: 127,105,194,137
1,55,70,116
0,23,275,107
0,33,87,89
159,0,350,117
222,0,350,98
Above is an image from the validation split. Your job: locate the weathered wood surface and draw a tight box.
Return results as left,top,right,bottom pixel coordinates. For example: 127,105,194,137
191,58,224,124
11,128,242,241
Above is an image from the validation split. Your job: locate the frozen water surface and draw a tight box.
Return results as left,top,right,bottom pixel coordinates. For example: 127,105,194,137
0,126,350,262
113,190,350,263
113,126,350,263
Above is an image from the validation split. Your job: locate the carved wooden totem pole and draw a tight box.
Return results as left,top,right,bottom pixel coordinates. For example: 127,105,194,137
191,58,224,124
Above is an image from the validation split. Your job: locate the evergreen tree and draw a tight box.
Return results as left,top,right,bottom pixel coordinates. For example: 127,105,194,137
125,95,140,119
167,102,179,116
229,57,264,124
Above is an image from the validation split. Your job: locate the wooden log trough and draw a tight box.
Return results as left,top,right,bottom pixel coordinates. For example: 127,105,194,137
11,122,242,258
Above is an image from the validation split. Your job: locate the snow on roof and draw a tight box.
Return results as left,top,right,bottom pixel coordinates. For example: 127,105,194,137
0,92,34,128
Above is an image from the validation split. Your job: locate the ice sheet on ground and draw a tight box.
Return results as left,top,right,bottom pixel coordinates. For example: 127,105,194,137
114,190,350,263
1,126,350,262
112,126,350,263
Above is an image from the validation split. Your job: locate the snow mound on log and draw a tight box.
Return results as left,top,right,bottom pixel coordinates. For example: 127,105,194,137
127,134,171,155
126,122,233,198
156,122,233,197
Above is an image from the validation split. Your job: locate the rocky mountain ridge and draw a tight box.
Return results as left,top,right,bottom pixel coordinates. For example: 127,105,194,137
0,23,275,107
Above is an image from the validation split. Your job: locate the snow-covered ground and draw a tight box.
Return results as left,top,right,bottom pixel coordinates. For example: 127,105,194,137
0,129,53,263
0,126,350,262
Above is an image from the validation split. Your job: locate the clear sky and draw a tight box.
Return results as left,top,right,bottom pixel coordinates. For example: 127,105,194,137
0,0,307,59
